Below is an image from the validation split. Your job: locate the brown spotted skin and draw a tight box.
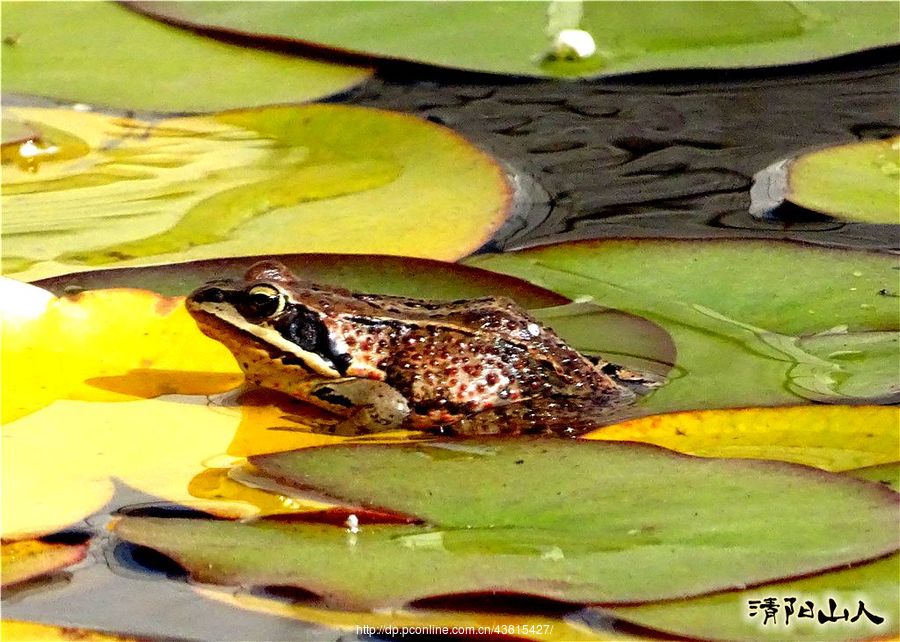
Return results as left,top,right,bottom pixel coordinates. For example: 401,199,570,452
186,260,633,435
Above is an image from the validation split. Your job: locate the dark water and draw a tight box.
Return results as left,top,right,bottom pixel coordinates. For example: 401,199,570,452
352,52,900,252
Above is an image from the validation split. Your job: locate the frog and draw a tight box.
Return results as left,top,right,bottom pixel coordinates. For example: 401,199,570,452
186,260,643,437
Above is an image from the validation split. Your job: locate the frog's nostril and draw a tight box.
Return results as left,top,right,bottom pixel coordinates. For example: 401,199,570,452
195,287,226,303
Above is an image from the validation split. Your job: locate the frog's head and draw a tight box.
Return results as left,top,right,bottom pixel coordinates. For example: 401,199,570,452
186,260,354,379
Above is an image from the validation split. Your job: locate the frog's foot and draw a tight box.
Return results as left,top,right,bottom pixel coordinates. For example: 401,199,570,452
308,379,410,436
446,390,637,438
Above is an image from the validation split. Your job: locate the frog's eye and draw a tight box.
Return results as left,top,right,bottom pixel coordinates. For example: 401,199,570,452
240,285,286,319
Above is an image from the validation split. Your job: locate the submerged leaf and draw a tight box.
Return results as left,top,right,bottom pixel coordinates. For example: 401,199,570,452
584,406,899,472
0,1,371,112
128,2,899,79
790,331,900,403
114,439,899,609
466,239,899,414
3,106,511,280
752,137,900,224
0,539,88,587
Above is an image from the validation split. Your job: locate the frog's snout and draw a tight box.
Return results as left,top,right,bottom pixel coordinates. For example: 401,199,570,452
190,285,227,305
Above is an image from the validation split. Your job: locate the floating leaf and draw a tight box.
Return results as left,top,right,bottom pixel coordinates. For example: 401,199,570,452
114,439,899,610
466,239,899,413
128,1,899,79
596,554,900,642
751,137,900,224
0,1,371,112
1,283,241,423
0,539,88,587
0,281,244,536
594,464,900,642
584,406,899,472
3,106,510,280
1,397,247,539
32,254,569,303
1,620,147,642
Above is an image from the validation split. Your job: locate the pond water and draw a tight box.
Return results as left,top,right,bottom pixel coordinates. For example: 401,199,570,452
3,46,898,642
357,54,900,251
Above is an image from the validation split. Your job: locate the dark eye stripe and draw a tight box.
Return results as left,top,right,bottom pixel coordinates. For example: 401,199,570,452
273,305,351,376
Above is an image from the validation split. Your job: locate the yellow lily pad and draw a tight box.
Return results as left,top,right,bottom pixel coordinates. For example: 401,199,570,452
2,105,511,280
583,406,899,472
1,620,144,642
0,281,245,537
1,539,88,587
1,281,241,423
2,398,244,538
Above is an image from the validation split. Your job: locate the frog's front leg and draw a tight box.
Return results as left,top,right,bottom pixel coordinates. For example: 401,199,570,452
308,378,410,436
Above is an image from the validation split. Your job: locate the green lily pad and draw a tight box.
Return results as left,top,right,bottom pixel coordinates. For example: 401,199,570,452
2,106,511,281
128,2,899,79
594,464,900,642
465,239,899,413
1,538,89,587
752,137,900,224
30,254,565,304
114,440,899,609
0,1,371,113
30,254,675,379
847,462,900,491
